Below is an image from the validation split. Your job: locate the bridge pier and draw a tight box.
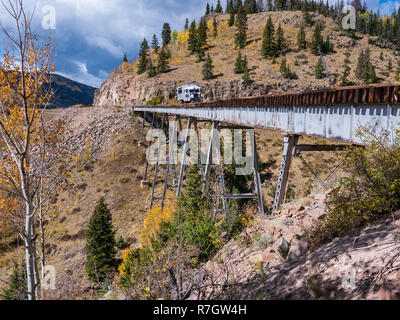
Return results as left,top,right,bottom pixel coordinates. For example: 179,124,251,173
273,135,299,212
272,136,362,212
199,121,265,217
140,113,265,216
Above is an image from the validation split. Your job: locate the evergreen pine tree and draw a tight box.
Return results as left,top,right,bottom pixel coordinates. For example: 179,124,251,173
202,53,215,80
315,57,325,79
206,3,210,15
188,20,198,54
234,0,243,13
0,261,27,300
355,49,366,79
161,22,172,47
302,1,313,27
396,60,400,81
245,0,257,13
213,17,218,37
216,0,223,13
368,64,377,84
356,48,372,81
310,23,324,55
229,11,235,26
242,54,249,71
340,53,352,86
173,165,219,260
226,0,233,13
198,17,208,48
275,23,286,54
235,5,248,49
137,38,149,74
388,60,393,72
184,18,189,30
340,66,351,86
197,17,208,61
280,57,287,74
280,58,297,79
147,58,156,78
362,62,376,84
297,23,307,49
151,34,159,53
177,166,208,214
303,11,313,26
157,47,170,73
262,16,276,58
234,51,244,73
242,56,252,86
85,198,116,283
123,53,128,63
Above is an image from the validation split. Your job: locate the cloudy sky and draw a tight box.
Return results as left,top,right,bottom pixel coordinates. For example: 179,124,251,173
0,0,397,88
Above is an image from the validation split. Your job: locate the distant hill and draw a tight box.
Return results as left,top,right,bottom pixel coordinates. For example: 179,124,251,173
47,74,96,109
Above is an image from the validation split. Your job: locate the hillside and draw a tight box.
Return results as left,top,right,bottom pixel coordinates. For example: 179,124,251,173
3,105,399,300
95,10,399,106
2,9,400,301
47,74,96,109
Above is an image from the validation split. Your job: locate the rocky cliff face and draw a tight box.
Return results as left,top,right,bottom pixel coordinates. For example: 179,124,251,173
93,74,325,107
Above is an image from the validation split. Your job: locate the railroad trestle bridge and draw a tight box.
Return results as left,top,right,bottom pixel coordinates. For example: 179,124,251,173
133,84,400,214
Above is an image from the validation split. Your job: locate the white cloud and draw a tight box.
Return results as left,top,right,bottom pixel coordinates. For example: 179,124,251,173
28,0,212,85
56,60,107,88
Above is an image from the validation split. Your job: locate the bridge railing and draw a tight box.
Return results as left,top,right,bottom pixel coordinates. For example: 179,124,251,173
134,84,400,109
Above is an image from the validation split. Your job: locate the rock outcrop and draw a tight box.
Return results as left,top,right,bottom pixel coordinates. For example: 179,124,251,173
93,74,325,107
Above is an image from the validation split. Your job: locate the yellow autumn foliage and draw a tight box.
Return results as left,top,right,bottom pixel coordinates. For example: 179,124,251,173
140,200,176,247
176,30,189,45
218,20,229,37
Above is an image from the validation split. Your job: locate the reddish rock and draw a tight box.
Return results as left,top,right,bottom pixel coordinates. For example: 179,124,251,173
262,252,277,262
314,194,326,201
287,235,309,261
378,283,400,300
263,223,276,235
307,207,326,220
273,230,283,242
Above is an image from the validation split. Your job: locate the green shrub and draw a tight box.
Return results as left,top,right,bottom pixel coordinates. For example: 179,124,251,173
116,236,128,250
172,166,220,260
146,94,165,106
310,127,400,244
149,166,220,260
0,261,27,300
119,247,152,290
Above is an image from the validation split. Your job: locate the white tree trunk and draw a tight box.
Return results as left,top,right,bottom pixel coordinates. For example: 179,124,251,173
24,203,36,300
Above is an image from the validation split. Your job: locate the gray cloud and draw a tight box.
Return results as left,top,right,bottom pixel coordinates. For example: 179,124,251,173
0,0,398,87
33,0,216,87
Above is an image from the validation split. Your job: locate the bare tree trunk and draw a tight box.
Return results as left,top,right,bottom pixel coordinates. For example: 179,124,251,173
24,205,36,300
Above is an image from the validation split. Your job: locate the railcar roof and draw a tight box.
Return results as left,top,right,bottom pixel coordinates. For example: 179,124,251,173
178,84,201,89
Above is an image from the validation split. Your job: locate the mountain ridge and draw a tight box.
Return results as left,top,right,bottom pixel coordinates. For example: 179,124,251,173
47,73,96,109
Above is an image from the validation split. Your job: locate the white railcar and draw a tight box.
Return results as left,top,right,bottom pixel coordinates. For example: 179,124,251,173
177,84,202,103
